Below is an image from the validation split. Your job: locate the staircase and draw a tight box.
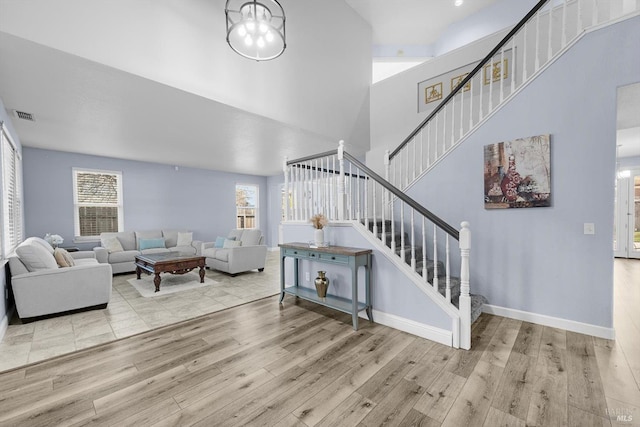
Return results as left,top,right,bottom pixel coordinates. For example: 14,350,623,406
363,218,487,324
283,145,475,349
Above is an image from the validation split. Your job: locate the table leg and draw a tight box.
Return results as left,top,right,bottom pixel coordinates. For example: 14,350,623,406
352,264,359,330
366,306,373,322
279,254,285,303
365,254,373,322
154,273,161,292
136,266,141,280
199,266,205,283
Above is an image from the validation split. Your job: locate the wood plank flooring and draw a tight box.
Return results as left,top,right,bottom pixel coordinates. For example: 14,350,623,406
0,259,638,426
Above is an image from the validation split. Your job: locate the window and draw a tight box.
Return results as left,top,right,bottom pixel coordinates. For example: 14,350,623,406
236,184,258,229
73,168,123,239
1,121,23,257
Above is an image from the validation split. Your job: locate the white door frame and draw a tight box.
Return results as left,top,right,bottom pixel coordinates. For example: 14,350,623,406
614,168,640,259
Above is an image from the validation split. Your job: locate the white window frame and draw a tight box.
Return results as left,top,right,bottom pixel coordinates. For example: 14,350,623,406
236,183,259,229
72,168,124,241
1,121,24,258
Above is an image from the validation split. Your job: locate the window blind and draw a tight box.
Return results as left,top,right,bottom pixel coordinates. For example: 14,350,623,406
73,170,123,237
2,122,23,257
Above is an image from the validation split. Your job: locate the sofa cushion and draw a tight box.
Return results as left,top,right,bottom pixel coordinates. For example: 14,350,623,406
74,258,99,266
177,232,193,247
223,239,242,248
239,229,262,246
102,236,124,253
101,231,136,251
54,248,76,268
215,249,230,262
25,237,55,254
108,250,139,264
136,230,163,249
228,229,244,241
174,245,197,255
139,238,165,250
15,242,58,272
162,230,180,248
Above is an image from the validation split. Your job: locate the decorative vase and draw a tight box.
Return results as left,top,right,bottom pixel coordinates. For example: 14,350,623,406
314,271,329,298
314,228,324,246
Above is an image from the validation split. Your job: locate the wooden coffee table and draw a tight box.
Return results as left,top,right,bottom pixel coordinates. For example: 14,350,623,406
134,252,206,292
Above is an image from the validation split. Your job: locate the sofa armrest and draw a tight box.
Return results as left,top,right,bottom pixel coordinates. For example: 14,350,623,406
226,245,268,273
191,240,203,256
70,250,96,260
93,246,109,263
202,242,215,252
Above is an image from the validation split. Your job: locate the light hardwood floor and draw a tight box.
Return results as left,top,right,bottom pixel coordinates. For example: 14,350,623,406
0,259,638,426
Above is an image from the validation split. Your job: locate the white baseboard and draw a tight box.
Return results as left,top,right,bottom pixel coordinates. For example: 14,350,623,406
483,304,615,340
0,314,8,343
360,309,452,346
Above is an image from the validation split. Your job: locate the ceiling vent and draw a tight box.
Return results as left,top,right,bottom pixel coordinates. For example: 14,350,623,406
13,110,35,122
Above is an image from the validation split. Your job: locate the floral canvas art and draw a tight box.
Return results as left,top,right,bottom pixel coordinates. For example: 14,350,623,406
484,134,551,209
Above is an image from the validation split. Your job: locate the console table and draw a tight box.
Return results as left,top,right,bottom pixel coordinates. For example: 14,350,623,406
279,242,372,330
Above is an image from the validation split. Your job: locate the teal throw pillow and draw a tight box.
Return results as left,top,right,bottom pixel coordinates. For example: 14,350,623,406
139,238,166,250
215,236,235,248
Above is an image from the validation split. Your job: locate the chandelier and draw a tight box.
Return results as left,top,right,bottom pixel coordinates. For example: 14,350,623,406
225,0,286,61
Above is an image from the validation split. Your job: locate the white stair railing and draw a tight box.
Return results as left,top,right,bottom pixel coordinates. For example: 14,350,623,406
284,141,473,349
388,0,640,190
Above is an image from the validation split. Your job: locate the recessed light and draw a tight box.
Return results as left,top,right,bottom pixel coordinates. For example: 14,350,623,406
455,0,464,6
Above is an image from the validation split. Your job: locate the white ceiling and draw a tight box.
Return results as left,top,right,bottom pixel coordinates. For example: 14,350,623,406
345,0,501,47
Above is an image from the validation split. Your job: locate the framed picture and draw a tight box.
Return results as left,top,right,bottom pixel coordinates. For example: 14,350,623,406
483,59,509,85
451,73,471,92
425,82,443,104
484,134,551,209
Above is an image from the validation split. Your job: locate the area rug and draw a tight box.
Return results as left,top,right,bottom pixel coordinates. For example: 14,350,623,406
127,271,217,297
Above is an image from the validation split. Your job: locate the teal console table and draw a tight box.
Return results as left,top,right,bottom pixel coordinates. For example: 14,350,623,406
279,242,373,330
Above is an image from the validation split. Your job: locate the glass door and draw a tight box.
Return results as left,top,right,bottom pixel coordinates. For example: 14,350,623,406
614,170,640,259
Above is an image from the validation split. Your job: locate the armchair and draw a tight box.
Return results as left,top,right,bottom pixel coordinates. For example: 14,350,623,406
201,229,267,276
8,237,112,320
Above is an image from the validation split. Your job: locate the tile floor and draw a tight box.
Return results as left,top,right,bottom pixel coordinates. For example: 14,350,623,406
0,251,281,373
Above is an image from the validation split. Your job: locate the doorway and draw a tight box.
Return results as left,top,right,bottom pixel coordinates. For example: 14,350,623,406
614,170,640,258
614,82,640,258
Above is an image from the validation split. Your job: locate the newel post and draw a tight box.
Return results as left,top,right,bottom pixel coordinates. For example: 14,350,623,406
384,150,391,219
337,140,346,221
459,221,471,350
283,156,289,221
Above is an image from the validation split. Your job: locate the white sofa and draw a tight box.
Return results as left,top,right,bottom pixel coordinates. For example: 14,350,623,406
201,229,267,276
93,229,202,274
8,237,112,320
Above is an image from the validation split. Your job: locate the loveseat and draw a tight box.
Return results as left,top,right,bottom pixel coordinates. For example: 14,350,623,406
94,230,202,274
201,229,267,276
8,237,112,320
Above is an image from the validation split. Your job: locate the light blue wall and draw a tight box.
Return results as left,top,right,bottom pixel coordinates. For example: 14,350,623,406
23,148,269,250
406,16,640,328
0,98,23,332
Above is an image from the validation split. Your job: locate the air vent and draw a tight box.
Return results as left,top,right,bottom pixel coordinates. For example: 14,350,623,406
13,110,35,122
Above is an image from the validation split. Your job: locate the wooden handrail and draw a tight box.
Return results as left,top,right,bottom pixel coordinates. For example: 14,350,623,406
342,152,459,240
